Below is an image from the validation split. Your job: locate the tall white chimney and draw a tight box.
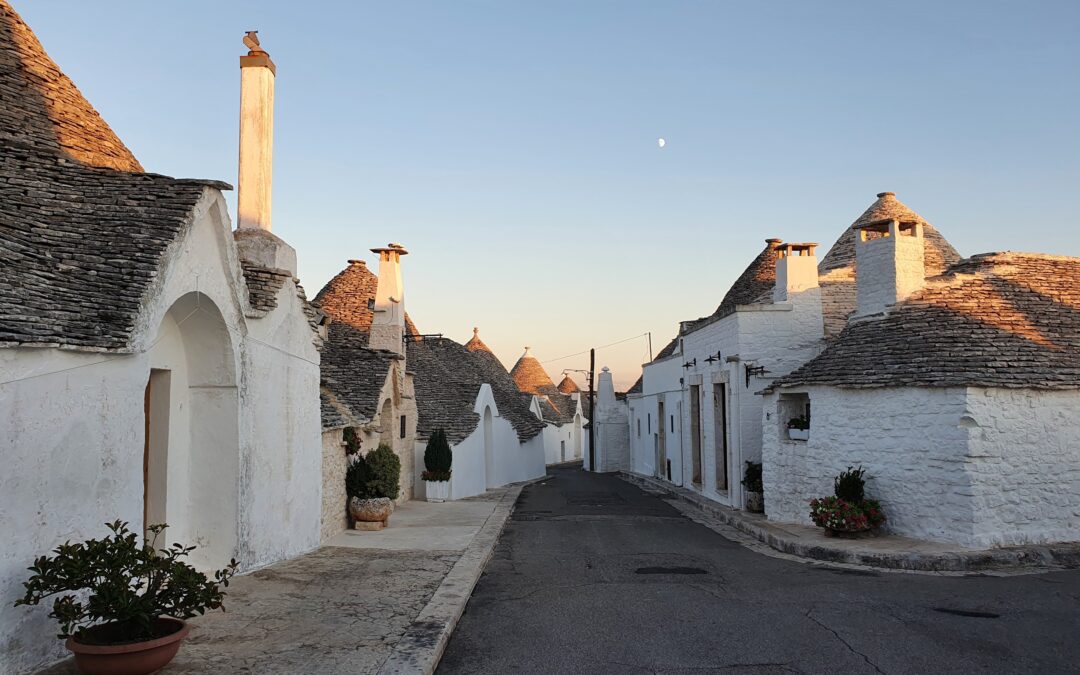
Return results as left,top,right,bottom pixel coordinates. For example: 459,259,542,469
368,243,408,355
854,198,926,316
773,242,820,303
238,31,275,232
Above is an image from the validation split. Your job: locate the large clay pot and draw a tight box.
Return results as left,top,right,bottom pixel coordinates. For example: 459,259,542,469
350,496,394,523
66,617,189,675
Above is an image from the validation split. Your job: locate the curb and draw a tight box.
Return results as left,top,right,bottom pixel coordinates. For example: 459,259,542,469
377,485,521,675
619,471,1080,573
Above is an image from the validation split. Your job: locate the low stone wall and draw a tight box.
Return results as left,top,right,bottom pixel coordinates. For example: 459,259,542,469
320,428,348,542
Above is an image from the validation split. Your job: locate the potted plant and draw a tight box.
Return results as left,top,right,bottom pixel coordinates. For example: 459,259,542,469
809,466,886,537
741,461,764,513
421,429,453,502
786,415,809,441
14,520,237,675
347,443,401,530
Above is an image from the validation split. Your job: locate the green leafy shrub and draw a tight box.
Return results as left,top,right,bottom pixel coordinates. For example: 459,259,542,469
14,521,237,643
741,461,763,493
422,429,453,482
834,466,866,503
347,443,401,500
787,416,809,430
343,427,361,455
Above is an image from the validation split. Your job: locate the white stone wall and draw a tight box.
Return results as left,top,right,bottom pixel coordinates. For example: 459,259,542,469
0,191,324,674
675,286,825,509
320,429,348,542
412,384,546,501
963,388,1080,547
762,386,975,544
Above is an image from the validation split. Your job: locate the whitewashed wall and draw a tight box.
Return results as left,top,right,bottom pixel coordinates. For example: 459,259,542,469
320,429,349,542
412,384,546,501
963,387,1080,548
0,191,323,675
761,386,974,544
674,286,825,509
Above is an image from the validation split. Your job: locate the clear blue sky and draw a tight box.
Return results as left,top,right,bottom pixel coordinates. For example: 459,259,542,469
19,1,1080,389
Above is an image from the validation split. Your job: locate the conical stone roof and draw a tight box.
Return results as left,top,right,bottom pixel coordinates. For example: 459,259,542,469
314,259,419,338
557,374,580,394
464,327,492,355
817,191,962,338
819,192,960,276
0,1,142,171
510,347,557,396
713,238,782,318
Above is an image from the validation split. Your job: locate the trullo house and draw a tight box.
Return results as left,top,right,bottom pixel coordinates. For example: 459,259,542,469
0,6,323,672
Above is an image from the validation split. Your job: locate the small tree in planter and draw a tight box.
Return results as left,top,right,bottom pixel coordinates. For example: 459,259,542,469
786,415,809,441
741,461,764,513
421,429,453,502
347,443,401,530
809,466,886,537
14,520,237,675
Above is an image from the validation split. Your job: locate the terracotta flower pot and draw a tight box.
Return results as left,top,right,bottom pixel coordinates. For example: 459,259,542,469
350,496,394,522
66,617,189,675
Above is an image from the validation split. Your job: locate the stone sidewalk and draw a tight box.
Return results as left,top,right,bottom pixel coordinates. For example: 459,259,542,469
620,471,1080,573
40,486,522,675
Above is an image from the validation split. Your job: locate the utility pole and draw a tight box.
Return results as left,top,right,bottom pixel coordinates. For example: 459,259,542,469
588,348,596,471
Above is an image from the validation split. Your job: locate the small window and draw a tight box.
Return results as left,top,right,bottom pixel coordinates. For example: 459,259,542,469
399,415,407,439
647,414,651,434
779,393,811,443
670,415,675,433
637,419,641,437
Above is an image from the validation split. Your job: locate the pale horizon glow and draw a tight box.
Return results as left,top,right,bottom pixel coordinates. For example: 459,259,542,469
16,1,1080,390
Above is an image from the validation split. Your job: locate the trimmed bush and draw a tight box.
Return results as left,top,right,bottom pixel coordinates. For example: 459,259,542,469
422,429,453,482
346,444,401,500
741,461,763,493
834,466,866,503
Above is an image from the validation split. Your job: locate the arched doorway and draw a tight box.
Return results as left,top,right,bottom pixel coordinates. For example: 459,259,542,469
483,407,495,488
145,292,239,571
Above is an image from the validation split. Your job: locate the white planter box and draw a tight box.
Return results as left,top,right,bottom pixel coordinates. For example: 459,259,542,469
425,480,450,502
787,428,809,441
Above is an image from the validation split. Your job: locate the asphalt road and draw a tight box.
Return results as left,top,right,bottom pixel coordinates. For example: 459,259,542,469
437,465,1080,675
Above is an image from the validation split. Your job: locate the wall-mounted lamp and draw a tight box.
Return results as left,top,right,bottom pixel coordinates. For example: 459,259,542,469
682,358,697,369
744,362,768,388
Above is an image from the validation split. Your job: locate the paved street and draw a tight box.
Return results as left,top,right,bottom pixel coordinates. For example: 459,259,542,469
438,466,1080,674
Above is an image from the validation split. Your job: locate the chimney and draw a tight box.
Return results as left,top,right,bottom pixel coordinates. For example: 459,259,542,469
597,367,616,411
238,31,275,232
854,194,925,316
773,241,819,303
368,243,408,354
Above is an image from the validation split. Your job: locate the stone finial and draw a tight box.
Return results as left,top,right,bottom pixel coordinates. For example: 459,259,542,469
766,238,783,246
473,327,479,336
243,31,266,55
877,191,896,199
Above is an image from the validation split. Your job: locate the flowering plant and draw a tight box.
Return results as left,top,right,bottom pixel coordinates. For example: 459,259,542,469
786,416,810,431
809,496,885,532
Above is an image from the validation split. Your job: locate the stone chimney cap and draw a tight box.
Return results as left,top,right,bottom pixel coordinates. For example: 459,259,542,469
370,243,409,255
877,191,896,199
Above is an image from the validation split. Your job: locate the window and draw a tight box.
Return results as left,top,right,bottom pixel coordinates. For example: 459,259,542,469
637,418,641,437
399,415,407,439
778,393,811,442
670,415,675,433
647,413,651,434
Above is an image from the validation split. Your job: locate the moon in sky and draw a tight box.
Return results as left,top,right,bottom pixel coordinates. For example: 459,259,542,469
658,138,666,148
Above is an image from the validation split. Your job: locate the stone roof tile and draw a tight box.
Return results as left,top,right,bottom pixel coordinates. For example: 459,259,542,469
769,252,1080,391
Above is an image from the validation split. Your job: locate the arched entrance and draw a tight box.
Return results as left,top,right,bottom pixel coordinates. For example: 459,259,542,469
483,407,495,488
144,292,239,570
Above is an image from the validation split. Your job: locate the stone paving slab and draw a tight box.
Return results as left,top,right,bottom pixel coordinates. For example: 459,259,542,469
620,471,1080,573
37,485,525,675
